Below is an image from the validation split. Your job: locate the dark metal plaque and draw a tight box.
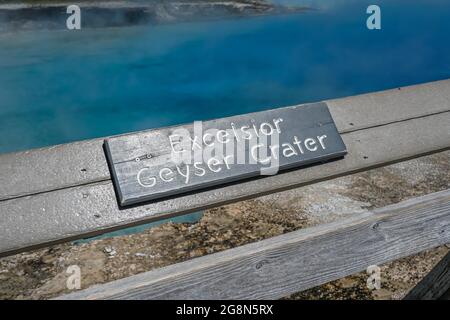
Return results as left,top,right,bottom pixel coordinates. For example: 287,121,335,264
105,102,347,206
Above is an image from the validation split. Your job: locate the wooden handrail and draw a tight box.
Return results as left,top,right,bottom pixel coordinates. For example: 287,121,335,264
57,189,450,300
1,80,450,257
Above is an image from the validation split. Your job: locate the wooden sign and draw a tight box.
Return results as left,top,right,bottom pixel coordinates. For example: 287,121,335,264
104,102,347,206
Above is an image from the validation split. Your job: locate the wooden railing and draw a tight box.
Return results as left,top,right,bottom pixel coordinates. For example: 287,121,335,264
57,189,450,300
0,79,449,299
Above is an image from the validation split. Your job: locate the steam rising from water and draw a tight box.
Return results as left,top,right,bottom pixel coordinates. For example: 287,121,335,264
0,0,449,153
0,0,286,33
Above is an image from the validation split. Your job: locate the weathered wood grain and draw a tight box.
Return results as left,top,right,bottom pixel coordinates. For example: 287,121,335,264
327,79,450,134
56,189,450,300
1,79,449,201
1,112,449,256
404,251,450,300
0,138,108,201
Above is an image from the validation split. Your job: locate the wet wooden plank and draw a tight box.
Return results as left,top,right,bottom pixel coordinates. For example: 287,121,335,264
56,189,450,300
1,79,449,201
1,112,449,256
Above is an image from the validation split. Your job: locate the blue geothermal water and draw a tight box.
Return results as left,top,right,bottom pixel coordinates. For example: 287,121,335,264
0,0,449,154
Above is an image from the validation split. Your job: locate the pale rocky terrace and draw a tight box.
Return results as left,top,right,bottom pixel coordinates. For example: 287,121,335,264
0,150,449,299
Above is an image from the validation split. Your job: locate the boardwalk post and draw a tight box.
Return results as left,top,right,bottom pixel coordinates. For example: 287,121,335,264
404,252,450,300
